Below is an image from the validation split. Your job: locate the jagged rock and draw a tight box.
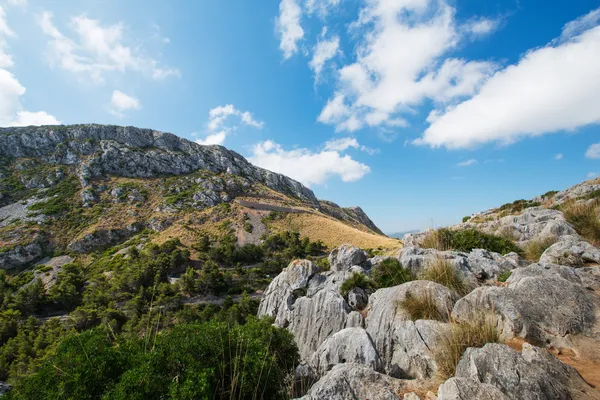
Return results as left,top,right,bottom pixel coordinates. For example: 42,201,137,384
0,381,11,396
33,255,75,290
0,236,46,269
81,188,97,206
452,264,595,346
365,281,458,378
299,363,401,400
67,224,143,253
329,244,368,272
347,287,368,310
346,311,365,328
539,235,600,266
454,343,593,399
308,328,382,377
437,378,509,400
0,125,318,205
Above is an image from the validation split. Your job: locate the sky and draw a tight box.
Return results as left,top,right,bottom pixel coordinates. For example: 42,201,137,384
1,0,600,233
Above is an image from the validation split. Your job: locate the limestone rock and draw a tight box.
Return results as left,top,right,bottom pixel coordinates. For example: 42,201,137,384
328,244,368,272
437,377,509,400
347,287,368,310
539,235,600,266
365,281,458,377
299,363,401,400
454,343,593,399
309,328,382,377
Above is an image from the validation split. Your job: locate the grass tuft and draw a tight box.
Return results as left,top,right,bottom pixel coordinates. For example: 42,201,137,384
340,272,375,298
435,314,500,379
370,258,415,289
562,201,600,246
399,291,447,322
523,236,557,262
421,257,469,297
419,228,522,256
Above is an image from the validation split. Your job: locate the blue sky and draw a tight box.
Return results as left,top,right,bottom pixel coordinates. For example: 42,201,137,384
1,0,600,233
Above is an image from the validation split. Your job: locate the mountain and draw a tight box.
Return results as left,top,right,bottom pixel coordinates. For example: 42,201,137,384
0,124,398,269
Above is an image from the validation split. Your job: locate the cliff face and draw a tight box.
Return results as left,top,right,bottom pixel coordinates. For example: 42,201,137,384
0,124,317,204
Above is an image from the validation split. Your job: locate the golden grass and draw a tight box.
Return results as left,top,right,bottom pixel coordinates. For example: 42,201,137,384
523,236,558,262
420,229,450,251
435,314,500,379
421,257,470,296
562,200,600,246
399,291,448,322
269,212,401,252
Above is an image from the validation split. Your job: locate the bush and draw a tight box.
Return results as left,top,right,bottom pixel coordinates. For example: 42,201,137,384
421,258,469,296
497,271,512,282
371,258,414,288
6,318,299,400
523,236,557,262
399,292,447,322
420,228,522,256
435,315,499,379
562,201,600,246
340,273,375,298
462,216,470,223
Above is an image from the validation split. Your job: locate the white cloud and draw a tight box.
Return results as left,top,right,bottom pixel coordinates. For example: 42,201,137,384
555,153,563,160
464,17,499,37
324,136,379,155
309,29,339,80
37,11,179,84
0,7,59,126
6,0,27,7
417,8,600,149
457,159,478,167
109,90,141,117
586,143,600,159
306,0,340,16
248,140,370,186
587,172,597,179
276,0,304,59
196,104,263,146
318,0,498,132
558,8,600,43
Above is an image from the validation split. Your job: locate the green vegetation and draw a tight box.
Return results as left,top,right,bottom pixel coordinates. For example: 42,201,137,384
435,315,499,379
497,199,541,215
497,271,512,283
399,292,447,322
340,273,375,298
27,176,79,215
420,228,522,256
462,216,470,223
370,258,415,288
6,318,298,400
421,258,469,296
542,190,558,199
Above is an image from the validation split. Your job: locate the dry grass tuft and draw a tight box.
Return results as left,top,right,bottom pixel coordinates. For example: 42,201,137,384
435,314,500,379
562,201,600,246
400,291,448,322
523,236,558,262
420,229,450,251
421,257,469,297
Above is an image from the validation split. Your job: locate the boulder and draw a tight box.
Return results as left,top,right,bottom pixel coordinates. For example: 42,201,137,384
437,377,509,400
308,328,382,377
539,235,600,266
329,244,368,272
345,311,365,328
299,363,401,400
454,343,593,399
452,265,594,346
347,287,368,310
365,281,458,377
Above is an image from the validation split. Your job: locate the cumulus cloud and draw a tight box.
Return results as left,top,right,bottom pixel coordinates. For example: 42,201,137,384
586,143,600,159
318,0,498,132
417,8,600,149
305,0,340,16
457,159,478,167
309,29,339,80
276,0,304,59
109,90,141,117
37,11,179,84
324,136,378,155
196,104,264,146
464,17,499,37
248,140,370,186
555,153,563,160
0,7,59,126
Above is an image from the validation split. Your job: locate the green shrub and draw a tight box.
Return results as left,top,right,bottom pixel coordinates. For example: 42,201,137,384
243,221,253,233
497,271,512,282
421,258,469,296
6,318,298,400
462,216,470,223
420,228,522,256
340,273,375,298
371,258,414,288
399,292,447,322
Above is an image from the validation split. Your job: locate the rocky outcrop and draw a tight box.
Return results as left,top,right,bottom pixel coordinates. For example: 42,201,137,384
0,125,317,205
453,343,593,399
539,235,600,266
299,363,401,400
328,244,368,272
437,377,509,400
0,235,46,269
319,201,385,235
452,264,595,346
67,224,144,253
365,281,458,378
